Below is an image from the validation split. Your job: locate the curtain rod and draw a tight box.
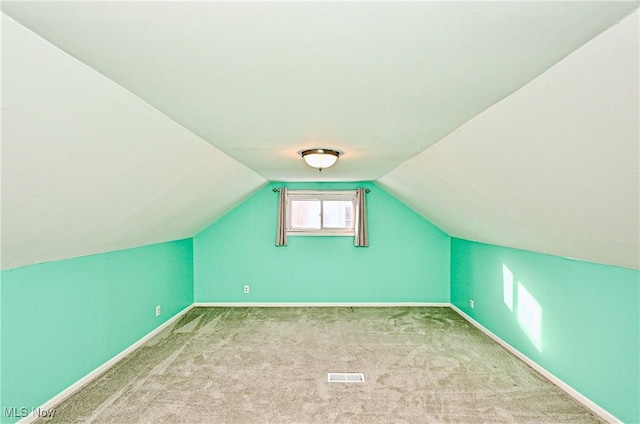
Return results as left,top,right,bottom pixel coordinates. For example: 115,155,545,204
273,188,370,193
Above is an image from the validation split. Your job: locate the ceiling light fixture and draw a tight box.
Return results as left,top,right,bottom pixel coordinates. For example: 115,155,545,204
300,148,340,171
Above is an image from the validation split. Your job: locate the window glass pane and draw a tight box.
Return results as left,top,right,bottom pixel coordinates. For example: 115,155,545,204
322,201,353,229
290,200,321,229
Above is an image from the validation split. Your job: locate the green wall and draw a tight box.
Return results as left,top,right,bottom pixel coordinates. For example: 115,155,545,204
0,239,194,424
194,182,450,303
3,185,636,423
450,238,640,423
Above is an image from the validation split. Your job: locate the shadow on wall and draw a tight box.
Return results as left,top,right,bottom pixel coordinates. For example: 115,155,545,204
503,264,542,352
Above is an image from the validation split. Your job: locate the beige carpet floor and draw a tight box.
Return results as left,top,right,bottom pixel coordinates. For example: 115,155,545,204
36,307,605,423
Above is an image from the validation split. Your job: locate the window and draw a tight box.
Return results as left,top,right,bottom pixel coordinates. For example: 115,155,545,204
287,190,356,236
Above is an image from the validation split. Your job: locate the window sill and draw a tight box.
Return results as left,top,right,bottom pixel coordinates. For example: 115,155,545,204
287,232,354,237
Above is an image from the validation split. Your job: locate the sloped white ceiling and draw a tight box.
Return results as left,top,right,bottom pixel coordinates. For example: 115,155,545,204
1,2,638,271
1,14,266,269
2,1,637,181
379,10,640,270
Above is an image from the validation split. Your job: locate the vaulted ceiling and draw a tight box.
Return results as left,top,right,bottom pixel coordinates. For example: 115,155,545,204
2,2,638,270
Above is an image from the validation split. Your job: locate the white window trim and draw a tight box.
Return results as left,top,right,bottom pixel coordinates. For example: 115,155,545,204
286,190,357,236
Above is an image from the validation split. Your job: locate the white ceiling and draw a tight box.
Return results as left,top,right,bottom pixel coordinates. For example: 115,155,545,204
2,1,637,182
379,8,640,269
1,13,266,269
1,2,639,270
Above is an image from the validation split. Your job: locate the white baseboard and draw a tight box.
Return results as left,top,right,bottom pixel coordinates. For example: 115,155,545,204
17,304,194,424
193,302,450,308
449,304,620,424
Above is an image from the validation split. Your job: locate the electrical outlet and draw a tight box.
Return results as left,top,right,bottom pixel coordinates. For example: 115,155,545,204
470,299,475,309
244,285,250,294
156,305,161,316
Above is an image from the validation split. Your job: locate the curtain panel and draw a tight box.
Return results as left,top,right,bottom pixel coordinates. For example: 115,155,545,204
354,187,369,247
275,187,288,246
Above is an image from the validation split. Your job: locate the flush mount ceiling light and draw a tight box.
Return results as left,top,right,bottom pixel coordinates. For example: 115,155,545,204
300,148,341,171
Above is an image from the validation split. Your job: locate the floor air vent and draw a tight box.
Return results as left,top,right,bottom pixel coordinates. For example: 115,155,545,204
327,373,365,383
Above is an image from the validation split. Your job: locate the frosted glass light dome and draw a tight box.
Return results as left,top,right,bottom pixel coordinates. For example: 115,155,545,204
301,148,340,171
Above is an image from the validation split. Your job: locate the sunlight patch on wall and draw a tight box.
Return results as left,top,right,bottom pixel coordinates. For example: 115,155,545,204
503,264,514,311
517,282,542,352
